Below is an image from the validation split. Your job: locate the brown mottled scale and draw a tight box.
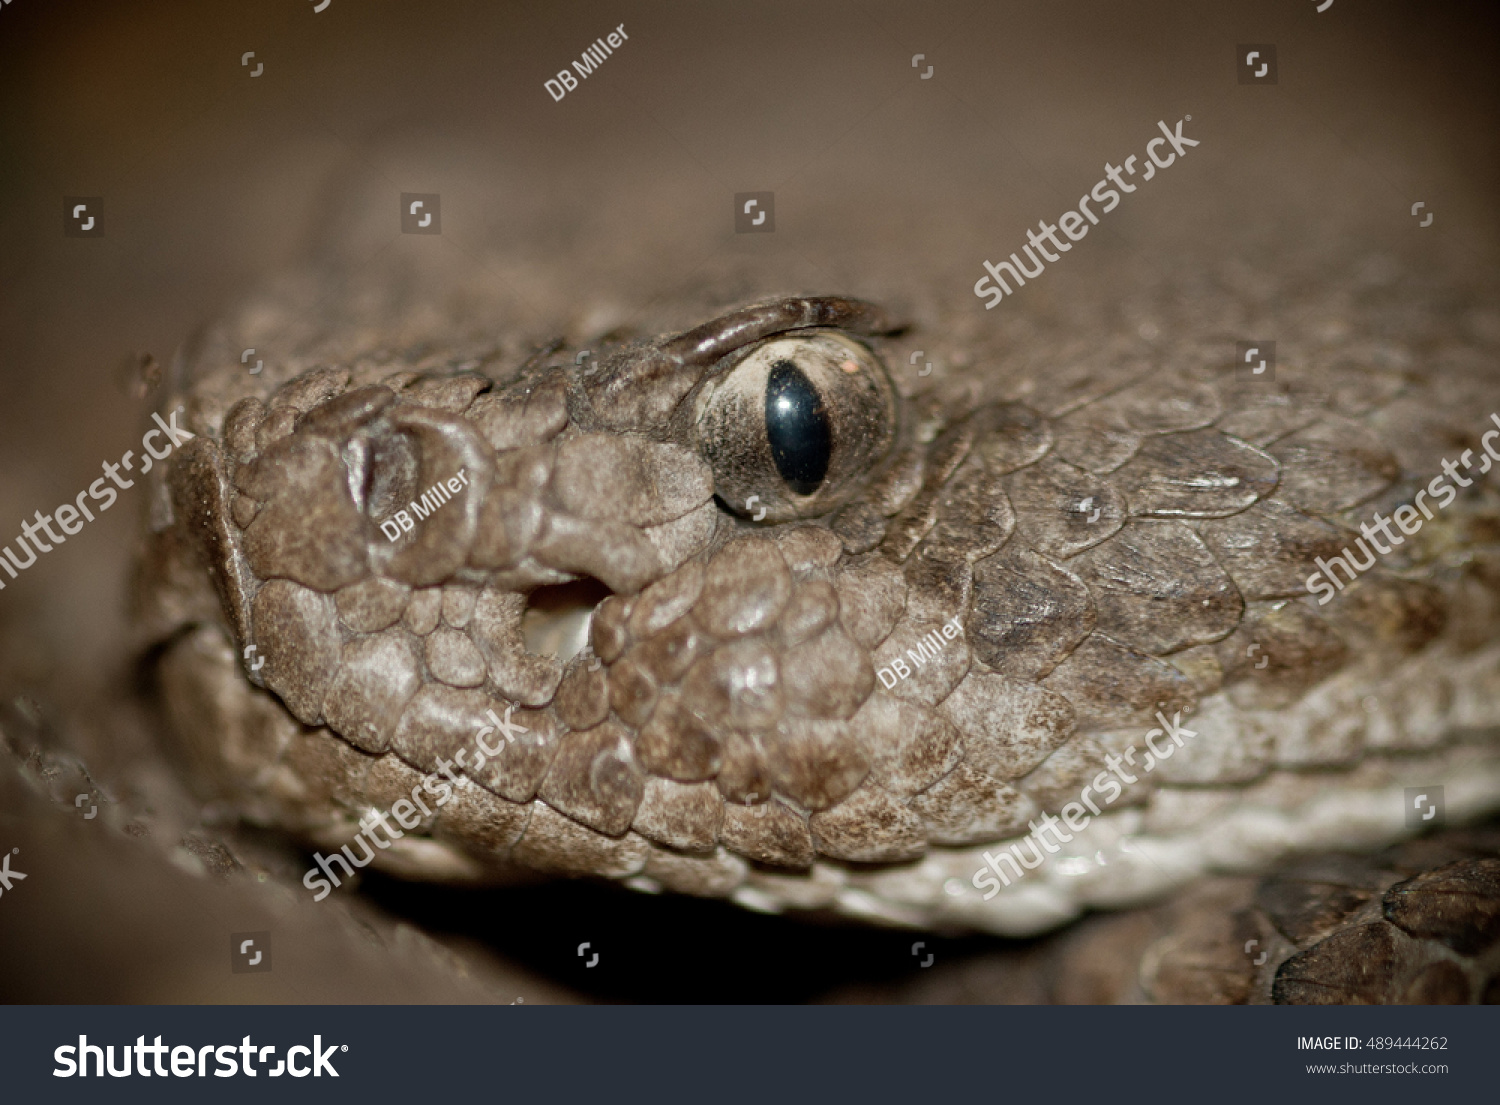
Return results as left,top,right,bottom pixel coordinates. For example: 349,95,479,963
134,284,1500,983
844,823,1500,1005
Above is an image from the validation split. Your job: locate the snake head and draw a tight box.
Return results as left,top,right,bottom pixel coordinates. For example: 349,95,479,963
137,289,1492,932
140,295,1014,887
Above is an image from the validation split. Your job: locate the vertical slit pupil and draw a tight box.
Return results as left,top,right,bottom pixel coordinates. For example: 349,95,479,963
765,360,831,496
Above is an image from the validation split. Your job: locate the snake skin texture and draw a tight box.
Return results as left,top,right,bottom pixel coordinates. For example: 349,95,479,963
133,273,1500,939
836,822,1500,1004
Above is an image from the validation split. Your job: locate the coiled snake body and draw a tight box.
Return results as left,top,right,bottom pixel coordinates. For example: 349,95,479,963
136,283,1500,1001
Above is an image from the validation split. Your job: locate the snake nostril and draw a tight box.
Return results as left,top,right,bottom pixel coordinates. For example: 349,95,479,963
356,429,422,520
521,577,614,663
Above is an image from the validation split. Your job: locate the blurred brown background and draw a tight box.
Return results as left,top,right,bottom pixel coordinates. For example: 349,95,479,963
0,0,1496,1002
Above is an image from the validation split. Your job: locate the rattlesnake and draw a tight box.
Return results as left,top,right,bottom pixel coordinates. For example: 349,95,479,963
133,272,1500,1001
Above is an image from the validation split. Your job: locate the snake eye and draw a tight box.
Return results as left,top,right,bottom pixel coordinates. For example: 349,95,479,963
765,359,831,495
693,331,896,522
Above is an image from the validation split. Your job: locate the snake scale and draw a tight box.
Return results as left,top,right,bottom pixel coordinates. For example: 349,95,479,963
132,256,1500,1002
